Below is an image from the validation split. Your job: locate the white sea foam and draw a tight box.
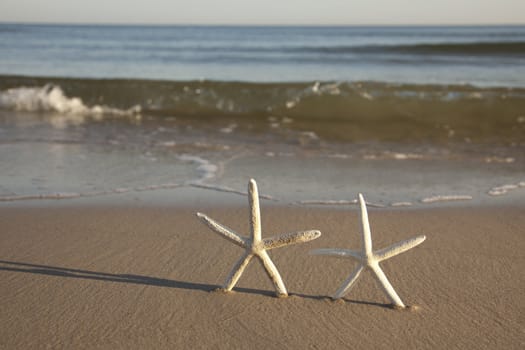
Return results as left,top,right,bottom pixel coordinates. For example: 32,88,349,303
328,153,351,159
219,123,237,133
160,141,177,147
312,82,341,95
296,131,319,147
484,156,515,163
178,155,218,181
323,83,341,95
488,182,524,196
312,81,321,93
420,195,473,203
286,99,298,109
391,152,423,160
468,92,484,99
390,202,414,207
265,151,295,157
0,85,141,116
299,131,319,140
359,91,374,100
363,152,424,160
190,142,231,151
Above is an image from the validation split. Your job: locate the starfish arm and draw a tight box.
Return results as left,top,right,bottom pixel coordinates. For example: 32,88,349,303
358,193,373,254
263,230,321,250
196,212,247,248
334,264,364,299
309,248,361,260
370,263,405,307
248,179,262,242
374,235,426,262
222,253,254,291
257,250,287,296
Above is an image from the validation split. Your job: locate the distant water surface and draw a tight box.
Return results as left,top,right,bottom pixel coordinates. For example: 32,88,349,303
1,24,525,86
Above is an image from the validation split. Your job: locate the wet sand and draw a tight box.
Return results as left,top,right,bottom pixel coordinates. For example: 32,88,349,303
0,204,523,349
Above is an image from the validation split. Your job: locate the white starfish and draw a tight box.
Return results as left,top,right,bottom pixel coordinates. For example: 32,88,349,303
311,193,425,308
196,179,321,297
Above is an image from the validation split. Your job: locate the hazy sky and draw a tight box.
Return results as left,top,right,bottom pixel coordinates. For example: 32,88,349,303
1,0,524,25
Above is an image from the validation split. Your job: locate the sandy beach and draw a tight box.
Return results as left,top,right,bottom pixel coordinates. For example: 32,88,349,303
1,202,523,349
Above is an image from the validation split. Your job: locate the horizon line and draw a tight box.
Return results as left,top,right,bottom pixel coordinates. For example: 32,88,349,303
1,20,524,27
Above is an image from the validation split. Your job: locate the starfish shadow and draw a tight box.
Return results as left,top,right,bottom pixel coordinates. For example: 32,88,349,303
340,298,396,309
0,260,259,296
287,292,394,308
0,260,397,307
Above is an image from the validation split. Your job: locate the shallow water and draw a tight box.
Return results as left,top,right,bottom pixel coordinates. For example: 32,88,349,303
1,109,523,207
1,24,524,206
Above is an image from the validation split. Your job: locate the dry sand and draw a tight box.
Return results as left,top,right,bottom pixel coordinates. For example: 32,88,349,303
0,204,524,349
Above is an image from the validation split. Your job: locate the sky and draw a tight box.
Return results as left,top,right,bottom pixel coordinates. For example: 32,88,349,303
0,0,524,25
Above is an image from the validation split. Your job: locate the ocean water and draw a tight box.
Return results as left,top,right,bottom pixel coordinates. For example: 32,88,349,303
1,24,525,85
0,24,524,206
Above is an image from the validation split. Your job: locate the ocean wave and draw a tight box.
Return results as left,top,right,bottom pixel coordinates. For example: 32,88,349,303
292,41,525,56
1,75,524,143
91,41,525,57
420,195,473,203
385,41,525,55
0,84,141,116
68,41,525,57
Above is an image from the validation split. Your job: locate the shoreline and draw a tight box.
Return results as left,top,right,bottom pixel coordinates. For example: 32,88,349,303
1,203,523,348
1,181,524,209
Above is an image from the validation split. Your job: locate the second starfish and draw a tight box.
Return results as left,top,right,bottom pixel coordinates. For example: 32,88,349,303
197,179,321,297
311,193,426,308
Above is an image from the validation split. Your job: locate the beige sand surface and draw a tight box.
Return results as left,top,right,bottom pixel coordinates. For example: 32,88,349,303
0,205,523,349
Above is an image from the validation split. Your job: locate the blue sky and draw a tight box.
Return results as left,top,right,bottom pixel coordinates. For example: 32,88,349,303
0,0,524,25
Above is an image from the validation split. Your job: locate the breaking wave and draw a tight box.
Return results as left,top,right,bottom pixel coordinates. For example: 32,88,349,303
1,75,524,143
0,84,141,116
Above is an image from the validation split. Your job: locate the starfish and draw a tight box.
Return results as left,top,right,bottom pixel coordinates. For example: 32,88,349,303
196,179,321,297
311,193,425,308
